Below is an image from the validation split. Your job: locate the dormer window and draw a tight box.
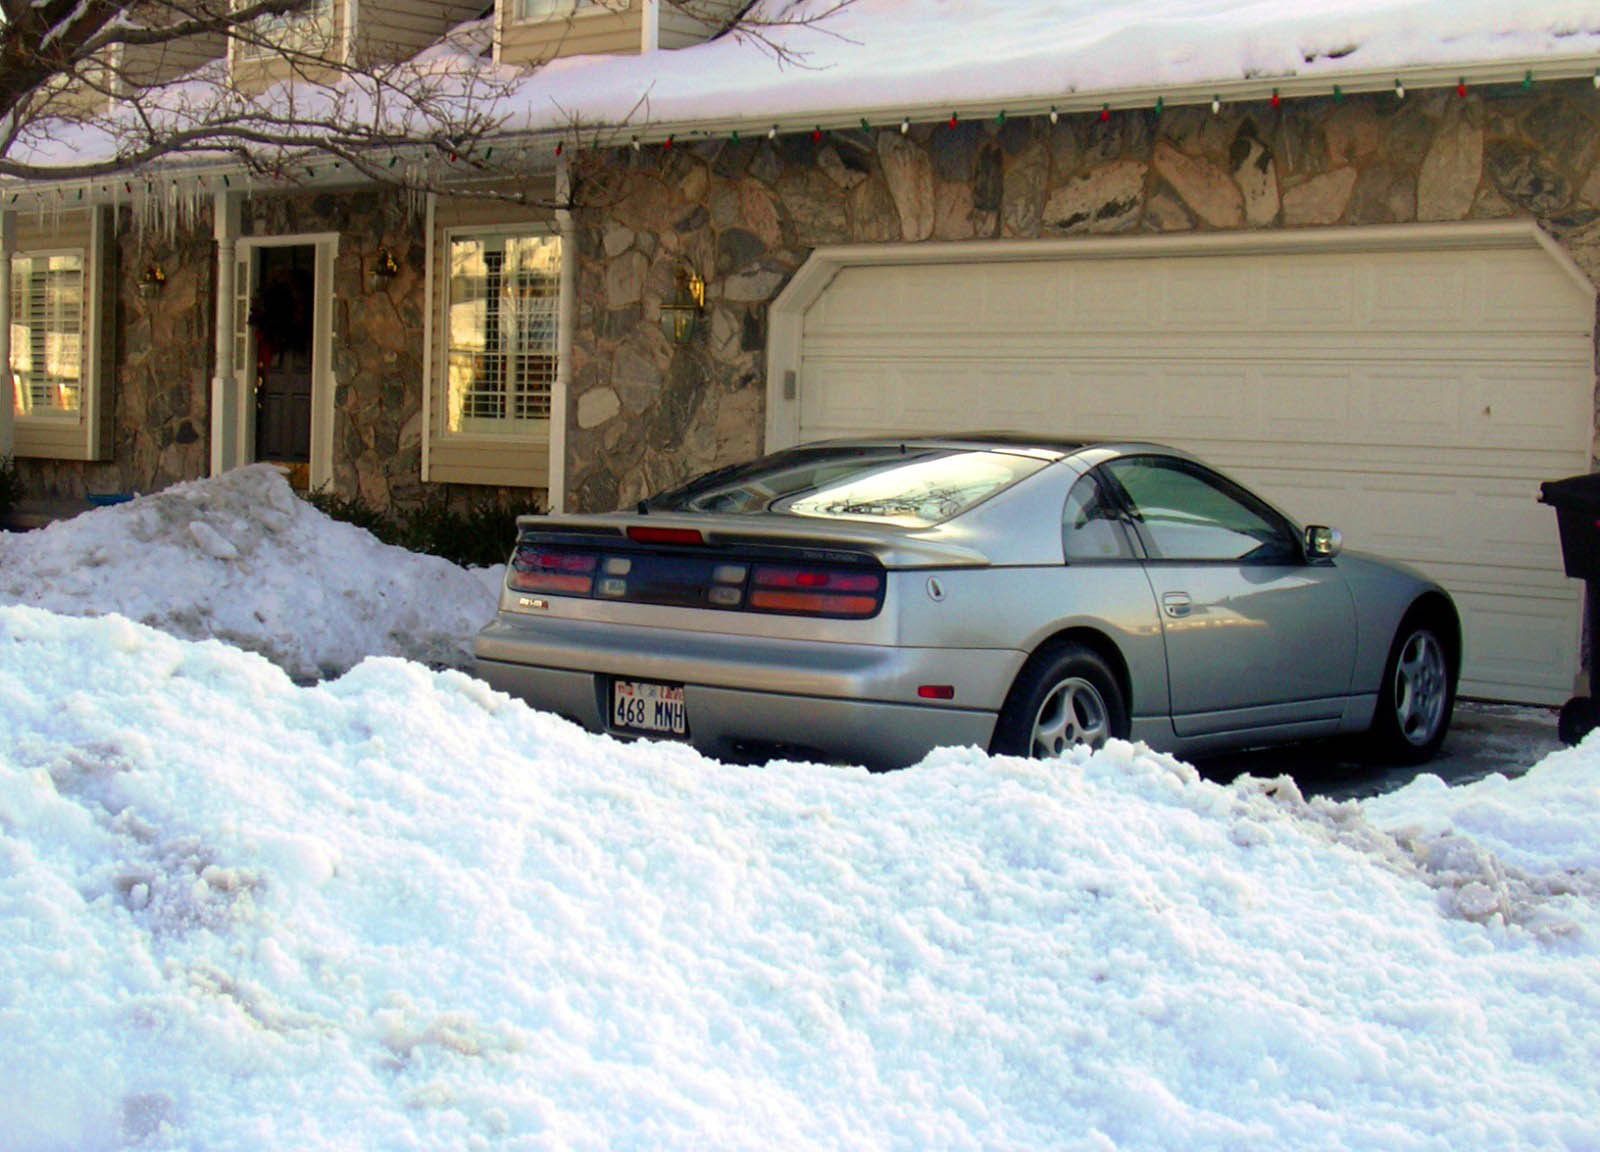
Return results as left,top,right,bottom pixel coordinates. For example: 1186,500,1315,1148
514,0,625,23
236,0,337,59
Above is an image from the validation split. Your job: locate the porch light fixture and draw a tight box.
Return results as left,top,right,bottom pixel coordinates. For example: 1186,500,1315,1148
367,246,400,292
136,263,166,299
659,264,705,345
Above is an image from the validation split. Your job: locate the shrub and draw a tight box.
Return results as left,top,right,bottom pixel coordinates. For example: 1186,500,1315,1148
304,487,539,568
0,456,21,525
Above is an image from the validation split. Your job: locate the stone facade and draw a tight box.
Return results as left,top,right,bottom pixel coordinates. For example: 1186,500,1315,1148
564,79,1600,511
11,79,1600,517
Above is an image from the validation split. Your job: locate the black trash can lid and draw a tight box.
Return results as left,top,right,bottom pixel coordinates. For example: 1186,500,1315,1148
1540,471,1600,509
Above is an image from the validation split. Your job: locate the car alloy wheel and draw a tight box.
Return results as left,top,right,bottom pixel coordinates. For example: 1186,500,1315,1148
1369,612,1456,765
1031,676,1111,755
992,642,1128,760
1394,629,1448,747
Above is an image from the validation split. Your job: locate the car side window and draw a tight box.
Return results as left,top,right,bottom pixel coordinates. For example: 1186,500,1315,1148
1062,475,1135,562
1102,457,1297,563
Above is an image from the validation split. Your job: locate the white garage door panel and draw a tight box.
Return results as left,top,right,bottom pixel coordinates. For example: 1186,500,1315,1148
1454,592,1583,701
793,239,1595,703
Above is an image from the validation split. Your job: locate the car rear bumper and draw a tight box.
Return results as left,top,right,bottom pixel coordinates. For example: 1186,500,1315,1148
473,615,1015,767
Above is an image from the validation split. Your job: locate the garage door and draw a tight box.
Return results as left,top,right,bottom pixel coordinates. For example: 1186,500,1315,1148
777,229,1595,704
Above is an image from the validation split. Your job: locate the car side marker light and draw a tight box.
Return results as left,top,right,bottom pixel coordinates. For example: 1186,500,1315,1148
918,685,956,700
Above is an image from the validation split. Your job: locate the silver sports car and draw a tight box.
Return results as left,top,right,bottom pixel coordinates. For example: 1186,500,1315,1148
475,437,1459,768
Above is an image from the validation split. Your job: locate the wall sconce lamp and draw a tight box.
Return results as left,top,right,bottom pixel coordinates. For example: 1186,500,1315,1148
368,246,400,292
659,264,705,345
136,263,166,299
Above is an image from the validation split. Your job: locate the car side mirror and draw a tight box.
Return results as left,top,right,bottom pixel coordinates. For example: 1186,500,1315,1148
1305,525,1342,559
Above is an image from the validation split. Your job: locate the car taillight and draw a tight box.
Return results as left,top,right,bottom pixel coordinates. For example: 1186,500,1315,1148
748,566,883,618
627,526,706,546
509,546,599,596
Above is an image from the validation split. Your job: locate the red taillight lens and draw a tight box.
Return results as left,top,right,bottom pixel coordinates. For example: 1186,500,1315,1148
748,566,883,618
509,547,598,596
627,526,706,546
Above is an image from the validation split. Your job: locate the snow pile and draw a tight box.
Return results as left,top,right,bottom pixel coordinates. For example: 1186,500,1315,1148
0,466,503,680
3,605,1598,1151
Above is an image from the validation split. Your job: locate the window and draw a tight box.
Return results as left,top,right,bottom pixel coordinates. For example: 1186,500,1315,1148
1062,475,1135,562
1102,457,1297,563
646,445,1049,527
236,0,335,59
445,231,560,435
514,0,621,21
10,253,85,419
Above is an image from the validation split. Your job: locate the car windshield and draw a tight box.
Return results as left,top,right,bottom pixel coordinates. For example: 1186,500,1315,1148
644,445,1050,527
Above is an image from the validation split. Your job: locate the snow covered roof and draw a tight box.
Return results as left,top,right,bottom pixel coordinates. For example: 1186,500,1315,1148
499,0,1600,144
11,0,1600,193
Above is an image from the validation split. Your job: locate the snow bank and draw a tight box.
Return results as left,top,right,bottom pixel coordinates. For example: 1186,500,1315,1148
3,605,1597,1151
0,466,503,680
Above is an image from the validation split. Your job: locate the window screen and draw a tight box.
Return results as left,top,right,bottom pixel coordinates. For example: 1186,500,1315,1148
10,253,85,418
446,232,560,434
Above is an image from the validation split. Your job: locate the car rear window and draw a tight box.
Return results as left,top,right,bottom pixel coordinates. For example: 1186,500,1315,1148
644,445,1050,527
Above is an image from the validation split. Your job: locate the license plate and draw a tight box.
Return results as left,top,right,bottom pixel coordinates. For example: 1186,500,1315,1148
611,679,688,736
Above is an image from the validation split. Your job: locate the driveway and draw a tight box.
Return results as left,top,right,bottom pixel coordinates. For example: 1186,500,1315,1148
1192,701,1564,803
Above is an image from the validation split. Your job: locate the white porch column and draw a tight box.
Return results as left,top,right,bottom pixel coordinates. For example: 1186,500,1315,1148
551,150,575,513
210,190,241,475
640,0,659,53
0,210,14,460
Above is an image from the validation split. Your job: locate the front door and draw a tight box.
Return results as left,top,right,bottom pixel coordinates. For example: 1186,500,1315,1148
250,245,315,483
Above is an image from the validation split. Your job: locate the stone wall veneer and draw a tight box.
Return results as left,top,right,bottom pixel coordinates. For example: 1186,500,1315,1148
15,81,1600,515
566,80,1600,511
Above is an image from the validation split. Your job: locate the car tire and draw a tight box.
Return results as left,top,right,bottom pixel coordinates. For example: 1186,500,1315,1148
991,643,1129,759
1557,696,1597,747
1368,611,1457,765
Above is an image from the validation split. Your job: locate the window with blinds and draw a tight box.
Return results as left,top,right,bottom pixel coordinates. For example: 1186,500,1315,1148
10,253,85,418
445,231,560,435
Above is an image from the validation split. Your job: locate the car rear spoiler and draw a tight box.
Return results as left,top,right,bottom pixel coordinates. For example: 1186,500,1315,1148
513,512,992,569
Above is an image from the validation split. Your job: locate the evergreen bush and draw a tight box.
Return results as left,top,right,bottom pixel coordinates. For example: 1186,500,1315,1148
303,487,539,568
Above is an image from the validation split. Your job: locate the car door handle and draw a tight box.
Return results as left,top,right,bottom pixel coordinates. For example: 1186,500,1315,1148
1163,592,1192,618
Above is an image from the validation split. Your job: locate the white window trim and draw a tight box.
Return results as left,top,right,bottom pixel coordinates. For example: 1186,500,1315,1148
432,221,562,446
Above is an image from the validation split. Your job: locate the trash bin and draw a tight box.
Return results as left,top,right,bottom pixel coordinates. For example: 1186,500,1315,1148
1539,472,1600,745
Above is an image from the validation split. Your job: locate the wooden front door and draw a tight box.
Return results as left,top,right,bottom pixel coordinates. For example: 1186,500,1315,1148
251,245,315,471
